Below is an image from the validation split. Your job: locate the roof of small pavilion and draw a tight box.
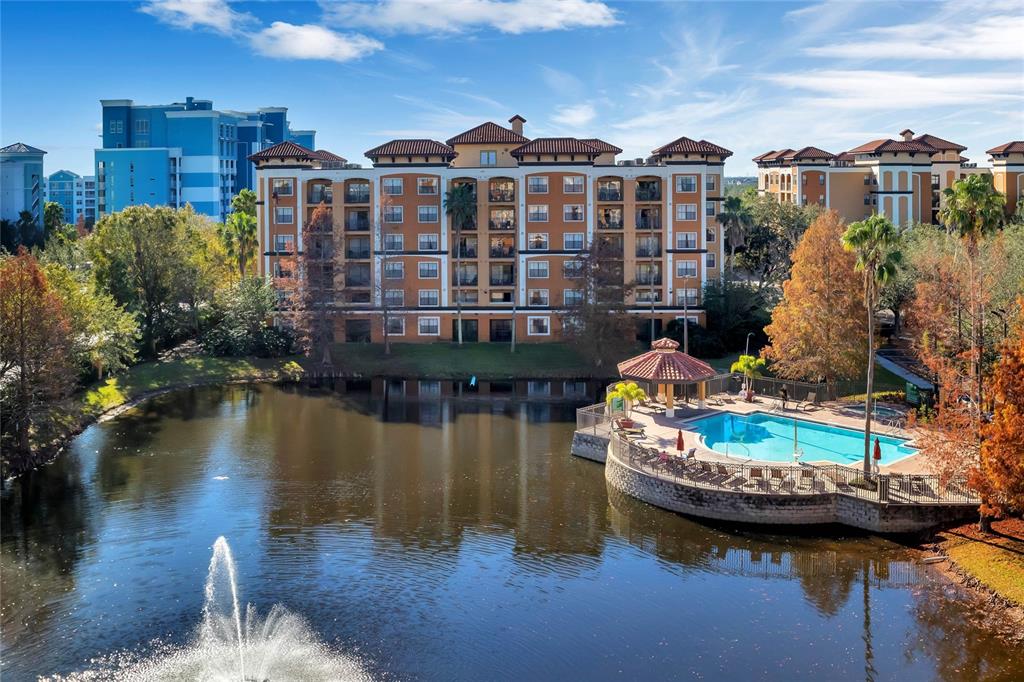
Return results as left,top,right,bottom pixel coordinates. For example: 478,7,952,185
617,338,717,383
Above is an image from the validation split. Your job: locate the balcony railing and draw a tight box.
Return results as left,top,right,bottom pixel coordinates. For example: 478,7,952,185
345,275,371,287
598,188,623,201
598,219,624,229
489,219,515,231
636,188,661,202
636,247,662,258
345,190,370,203
636,275,663,285
490,245,515,258
636,216,661,229
490,274,515,286
308,189,333,204
456,245,478,258
346,217,370,231
489,189,515,202
453,274,479,286
345,248,371,259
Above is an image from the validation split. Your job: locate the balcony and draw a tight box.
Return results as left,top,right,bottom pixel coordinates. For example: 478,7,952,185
636,186,661,202
453,273,479,286
308,187,333,204
344,190,370,203
456,244,478,258
346,275,371,287
489,188,515,203
345,247,371,259
636,275,663,286
490,244,515,258
636,246,662,258
490,267,515,286
636,216,661,230
598,188,623,201
489,219,515,231
346,215,370,231
598,218,623,229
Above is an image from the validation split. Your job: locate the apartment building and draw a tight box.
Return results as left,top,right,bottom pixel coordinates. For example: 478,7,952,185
988,141,1024,218
252,116,730,344
95,96,314,222
0,142,45,225
754,129,989,226
44,170,97,228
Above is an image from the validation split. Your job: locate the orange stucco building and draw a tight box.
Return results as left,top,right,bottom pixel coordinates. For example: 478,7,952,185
988,141,1024,219
252,117,730,344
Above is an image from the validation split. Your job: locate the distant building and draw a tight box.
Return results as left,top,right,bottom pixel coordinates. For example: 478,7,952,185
987,141,1024,218
95,96,314,222
0,142,46,225
44,170,97,228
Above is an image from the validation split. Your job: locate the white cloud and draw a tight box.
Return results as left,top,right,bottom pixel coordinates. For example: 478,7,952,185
802,2,1024,61
139,0,255,35
320,0,618,34
539,65,583,96
250,22,383,63
551,103,596,128
762,70,1024,109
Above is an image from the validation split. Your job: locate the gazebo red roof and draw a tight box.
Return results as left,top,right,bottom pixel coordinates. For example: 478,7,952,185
617,338,717,382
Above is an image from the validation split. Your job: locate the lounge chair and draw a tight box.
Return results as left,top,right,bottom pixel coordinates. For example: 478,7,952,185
769,468,787,491
797,468,815,492
716,464,743,487
747,467,766,491
802,392,820,411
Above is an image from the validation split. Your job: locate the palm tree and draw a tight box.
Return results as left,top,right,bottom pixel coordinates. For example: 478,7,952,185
444,183,477,345
730,354,766,399
939,175,1006,421
218,209,258,279
717,195,752,276
842,215,902,476
605,381,648,420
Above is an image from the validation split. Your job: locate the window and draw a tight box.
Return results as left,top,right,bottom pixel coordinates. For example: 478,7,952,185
564,289,584,305
527,316,551,336
705,227,716,243
417,233,439,251
563,176,584,194
528,289,549,306
385,317,405,335
273,261,291,278
108,119,123,134
274,234,294,252
455,290,479,304
418,262,439,279
418,206,439,223
676,259,697,278
384,233,404,251
676,288,699,306
563,260,583,278
528,205,549,222
528,233,549,250
705,175,716,191
819,174,826,186
418,289,440,306
705,201,715,217
384,261,404,279
480,150,497,166
527,261,549,279
418,316,441,335
417,177,438,195
528,176,548,193
135,119,149,134
384,289,405,306
636,290,662,303
418,380,441,397
384,206,403,223
272,178,294,196
676,204,697,221
706,253,717,268
274,207,294,224
528,380,551,396
675,175,697,193
383,178,403,195
563,205,584,222
564,233,584,251
676,231,697,249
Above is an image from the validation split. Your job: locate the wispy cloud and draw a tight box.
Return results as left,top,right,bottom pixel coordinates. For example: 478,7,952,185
251,23,383,63
551,103,596,128
320,0,619,35
139,0,255,35
538,65,583,96
629,25,738,103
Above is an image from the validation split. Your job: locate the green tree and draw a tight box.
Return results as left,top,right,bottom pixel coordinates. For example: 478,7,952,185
842,215,903,475
716,195,752,276
445,182,476,345
230,188,257,217
731,354,766,395
218,210,258,279
606,381,648,419
202,277,293,357
735,193,821,293
15,210,40,248
43,201,66,241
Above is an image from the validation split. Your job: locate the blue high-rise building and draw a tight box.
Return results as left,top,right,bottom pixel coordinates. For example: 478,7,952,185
44,170,98,228
95,96,314,222
1,142,46,226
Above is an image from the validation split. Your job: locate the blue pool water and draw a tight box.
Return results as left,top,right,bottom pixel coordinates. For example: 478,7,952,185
688,411,917,465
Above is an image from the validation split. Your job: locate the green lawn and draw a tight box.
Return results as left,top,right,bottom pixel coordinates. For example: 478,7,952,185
329,343,617,380
939,519,1024,607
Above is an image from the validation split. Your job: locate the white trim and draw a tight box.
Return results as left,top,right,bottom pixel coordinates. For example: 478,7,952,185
526,315,551,336
417,316,441,336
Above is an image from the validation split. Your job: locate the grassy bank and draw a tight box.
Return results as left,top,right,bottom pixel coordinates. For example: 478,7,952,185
327,343,618,380
936,518,1024,607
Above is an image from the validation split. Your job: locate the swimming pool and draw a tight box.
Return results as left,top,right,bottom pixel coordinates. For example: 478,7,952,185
687,411,917,465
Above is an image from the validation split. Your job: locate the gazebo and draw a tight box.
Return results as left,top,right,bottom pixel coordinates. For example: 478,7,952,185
617,338,717,417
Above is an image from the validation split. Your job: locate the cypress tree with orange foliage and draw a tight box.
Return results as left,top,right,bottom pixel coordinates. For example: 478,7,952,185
762,210,867,394
977,300,1024,521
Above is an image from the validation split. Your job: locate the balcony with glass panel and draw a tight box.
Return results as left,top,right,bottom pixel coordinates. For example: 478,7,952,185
453,265,479,286
490,264,515,286
489,209,515,231
636,207,661,230
344,181,370,204
345,237,371,260
308,181,333,205
456,236,478,258
597,179,623,202
489,236,515,258
636,179,662,202
488,179,515,203
635,237,662,258
598,207,623,230
345,209,370,231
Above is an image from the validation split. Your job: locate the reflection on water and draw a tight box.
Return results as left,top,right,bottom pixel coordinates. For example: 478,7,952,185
1,384,1020,681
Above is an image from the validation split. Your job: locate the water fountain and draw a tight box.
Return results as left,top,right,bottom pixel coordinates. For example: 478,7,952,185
55,537,370,681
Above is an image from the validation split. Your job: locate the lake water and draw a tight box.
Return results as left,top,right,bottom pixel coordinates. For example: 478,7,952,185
1,384,1019,680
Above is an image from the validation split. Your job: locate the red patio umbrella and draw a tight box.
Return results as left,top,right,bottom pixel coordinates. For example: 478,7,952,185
873,437,882,462
676,430,685,452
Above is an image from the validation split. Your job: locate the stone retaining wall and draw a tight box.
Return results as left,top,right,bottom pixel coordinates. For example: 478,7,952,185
604,446,975,533
571,432,610,463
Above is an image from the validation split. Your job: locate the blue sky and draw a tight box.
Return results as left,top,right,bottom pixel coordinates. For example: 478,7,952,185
2,0,1022,175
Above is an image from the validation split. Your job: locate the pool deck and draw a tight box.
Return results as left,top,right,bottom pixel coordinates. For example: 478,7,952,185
621,396,929,474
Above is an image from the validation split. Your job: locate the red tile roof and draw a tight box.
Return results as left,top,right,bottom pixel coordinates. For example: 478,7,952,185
834,151,855,163
765,148,795,162
791,146,835,161
617,338,717,382
446,121,529,145
511,137,601,156
752,150,776,162
364,139,456,159
652,136,733,158
987,141,1024,154
248,140,315,161
579,138,623,154
913,133,966,152
312,149,347,163
847,138,937,154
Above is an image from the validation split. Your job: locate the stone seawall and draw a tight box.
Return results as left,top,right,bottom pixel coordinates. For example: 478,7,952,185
571,432,610,463
604,446,976,533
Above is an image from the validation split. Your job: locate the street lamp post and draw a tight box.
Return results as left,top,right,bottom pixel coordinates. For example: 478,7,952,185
745,332,754,357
